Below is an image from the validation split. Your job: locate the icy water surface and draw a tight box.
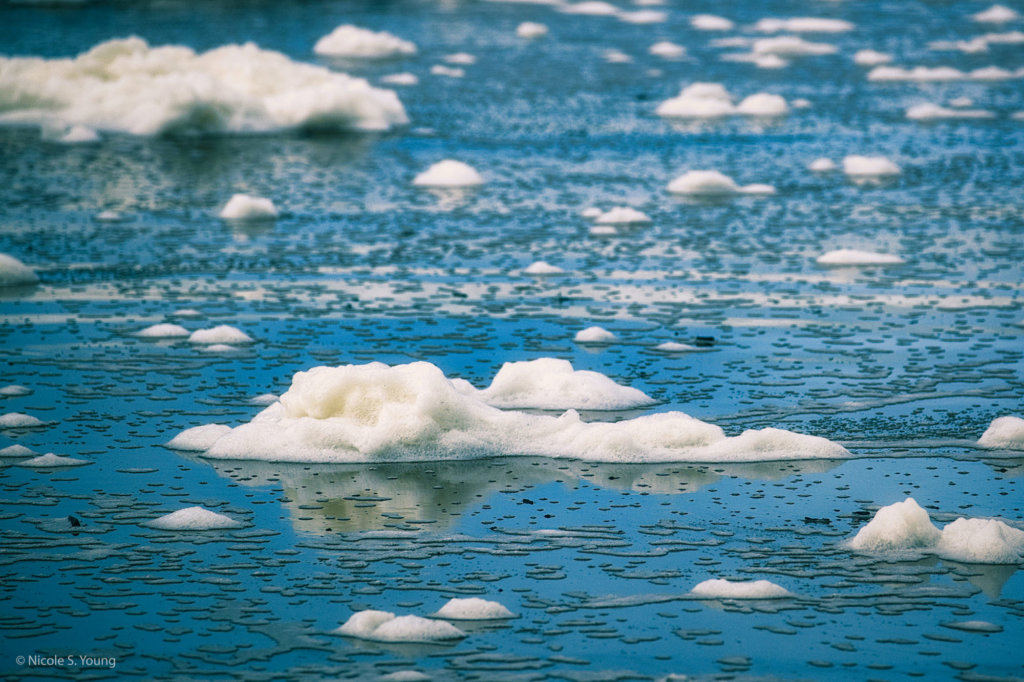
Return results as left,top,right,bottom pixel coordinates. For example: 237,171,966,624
1,0,1023,679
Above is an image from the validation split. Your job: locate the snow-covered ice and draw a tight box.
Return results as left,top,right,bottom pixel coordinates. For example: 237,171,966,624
906,103,995,120
854,49,893,66
808,158,837,172
691,14,733,31
753,18,854,33
752,36,837,56
0,444,34,457
649,41,686,59
0,385,32,397
524,261,566,275
972,4,1019,23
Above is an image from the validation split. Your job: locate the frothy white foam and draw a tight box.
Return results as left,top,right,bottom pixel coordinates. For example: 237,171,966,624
251,393,279,406
559,1,619,15
167,424,234,451
574,326,618,344
0,444,35,457
413,160,484,187
906,103,995,120
752,36,837,56
736,93,788,116
435,597,515,619
649,41,686,59
0,37,409,135
657,83,787,118
816,249,906,266
618,9,666,24
808,157,837,172
18,453,90,468
667,170,774,196
184,360,850,464
655,342,698,352
937,518,1024,563
0,253,39,287
313,25,417,58
691,14,734,31
219,194,278,220
848,498,942,552
854,49,893,66
431,65,465,78
0,385,32,397
380,73,419,86
137,323,190,338
0,413,45,428
145,506,244,530
444,53,477,65
188,325,254,345
753,17,854,33
517,22,549,38
973,4,1019,23
524,261,566,275
594,206,652,224
336,610,467,643
977,415,1024,449
843,155,901,176
691,578,793,599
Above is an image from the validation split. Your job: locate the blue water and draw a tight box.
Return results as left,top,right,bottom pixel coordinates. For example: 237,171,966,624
2,0,1023,679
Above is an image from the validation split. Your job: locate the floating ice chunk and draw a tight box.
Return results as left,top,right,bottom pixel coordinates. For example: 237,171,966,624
575,326,618,344
655,342,698,352
18,453,90,468
435,597,515,619
0,37,409,135
906,103,995,120
808,157,836,172
517,22,549,38
816,249,906,266
848,498,942,552
595,206,652,224
0,444,34,457
754,17,854,33
559,1,619,15
313,25,416,58
471,358,655,410
413,160,484,187
188,325,254,345
973,4,1019,23
145,506,244,530
736,93,788,116
524,261,566,275
219,193,278,220
667,170,773,196
843,155,901,176
868,65,965,81
0,413,45,428
0,385,32,397
937,518,1024,564
691,14,734,31
618,9,666,24
649,41,686,58
380,72,419,86
251,393,279,406
691,578,793,599
977,415,1024,449
336,610,467,643
167,424,234,451
137,323,191,338
0,253,38,287
752,36,837,56
854,49,892,66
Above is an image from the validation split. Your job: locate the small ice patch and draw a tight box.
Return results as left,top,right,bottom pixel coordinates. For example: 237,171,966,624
18,453,90,468
906,103,995,120
691,14,734,31
649,41,686,58
413,160,484,187
0,413,45,428
843,155,901,176
753,17,854,33
137,323,190,338
219,194,278,220
336,610,467,643
977,415,1024,449
575,326,617,344
667,170,773,196
816,249,906,266
691,578,793,599
167,424,234,451
973,4,1019,23
313,25,416,58
435,597,515,620
0,385,32,397
0,253,39,287
808,158,836,172
517,22,549,39
0,444,35,457
524,261,566,275
854,49,892,66
188,325,254,345
145,506,244,530
595,206,652,224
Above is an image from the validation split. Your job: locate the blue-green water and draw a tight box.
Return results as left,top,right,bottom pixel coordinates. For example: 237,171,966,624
1,0,1023,679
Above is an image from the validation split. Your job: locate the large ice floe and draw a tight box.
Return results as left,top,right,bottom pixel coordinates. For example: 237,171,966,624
0,37,408,136
313,25,416,58
977,416,1024,449
170,360,850,463
335,610,467,643
847,498,1024,564
0,253,39,287
656,82,788,119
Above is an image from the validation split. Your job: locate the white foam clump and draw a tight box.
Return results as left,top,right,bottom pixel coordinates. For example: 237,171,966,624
691,14,734,31
145,506,244,530
559,1,619,15
251,393,279,406
977,415,1024,449
464,358,656,410
754,18,854,33
753,36,838,56
0,444,35,457
0,385,32,397
18,453,91,468
656,342,697,352
413,160,485,187
336,610,466,643
219,194,278,220
187,360,850,464
842,155,901,177
691,578,793,599
867,65,965,82
618,9,666,24
0,37,409,136
574,326,617,344
667,170,774,196
0,253,39,287
595,206,652,224
445,53,476,65
657,83,787,119
167,424,234,451
431,65,465,78
0,413,45,428
381,672,430,682
380,73,419,86
313,25,416,58
649,42,686,59
808,158,836,172
137,323,190,338
973,4,1019,23
524,261,566,275
736,93,788,116
816,249,906,266
188,325,254,345
517,22,549,39
854,49,892,66
435,597,515,620
849,498,1024,564
907,103,995,120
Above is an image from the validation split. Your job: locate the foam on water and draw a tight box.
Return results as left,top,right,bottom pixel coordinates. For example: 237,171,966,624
0,37,409,135
649,42,686,59
667,170,774,196
219,194,278,220
843,155,901,176
937,518,1024,564
137,323,191,338
559,1,619,16
336,610,467,643
752,36,838,56
516,22,549,39
412,160,484,187
848,498,942,552
188,325,254,345
753,18,854,33
145,506,244,530
854,49,893,66
973,4,1019,23
690,579,794,599
977,416,1024,449
594,206,652,224
906,103,996,120
816,249,906,266
0,385,32,397
808,158,837,172
18,453,90,468
0,444,35,457
313,25,416,58
574,326,618,344
0,413,45,428
380,73,419,86
524,261,566,275
656,83,787,119
735,93,788,116
434,597,515,619
0,253,39,287
691,14,734,31
167,424,235,451
655,342,698,352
